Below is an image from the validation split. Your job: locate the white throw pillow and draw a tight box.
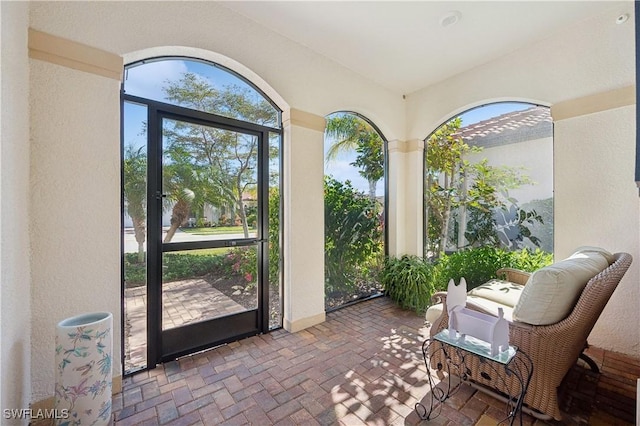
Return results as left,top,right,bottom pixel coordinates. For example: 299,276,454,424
512,247,612,325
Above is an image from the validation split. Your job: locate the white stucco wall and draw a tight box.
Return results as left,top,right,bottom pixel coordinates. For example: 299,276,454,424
555,106,639,354
1,0,32,417
405,3,638,355
29,60,122,401
468,136,554,204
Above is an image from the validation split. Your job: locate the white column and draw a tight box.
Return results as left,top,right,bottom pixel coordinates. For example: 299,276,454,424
282,109,326,332
387,140,406,257
387,139,424,257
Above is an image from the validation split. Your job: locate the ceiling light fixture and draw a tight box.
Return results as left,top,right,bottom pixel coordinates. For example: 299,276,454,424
440,11,462,28
616,13,629,24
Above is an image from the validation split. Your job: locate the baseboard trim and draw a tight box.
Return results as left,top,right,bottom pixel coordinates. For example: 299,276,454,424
283,312,326,333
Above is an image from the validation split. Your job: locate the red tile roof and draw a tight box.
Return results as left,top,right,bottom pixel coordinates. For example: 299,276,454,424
455,105,552,148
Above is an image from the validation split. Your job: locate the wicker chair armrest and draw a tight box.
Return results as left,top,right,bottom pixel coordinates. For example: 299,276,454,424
496,267,531,285
431,291,448,305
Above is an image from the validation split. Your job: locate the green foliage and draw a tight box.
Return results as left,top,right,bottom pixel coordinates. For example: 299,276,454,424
224,248,257,288
123,252,224,287
123,146,147,263
196,217,212,228
124,253,147,286
268,187,281,288
508,247,553,272
425,116,539,256
324,176,383,294
325,113,384,199
433,247,552,291
434,246,514,291
521,198,554,253
124,246,268,288
380,255,435,313
161,72,279,241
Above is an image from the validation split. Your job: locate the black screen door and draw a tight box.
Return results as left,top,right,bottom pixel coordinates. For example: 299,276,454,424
147,105,270,362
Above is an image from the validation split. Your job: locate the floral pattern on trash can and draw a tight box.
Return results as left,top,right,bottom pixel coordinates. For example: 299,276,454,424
55,312,113,426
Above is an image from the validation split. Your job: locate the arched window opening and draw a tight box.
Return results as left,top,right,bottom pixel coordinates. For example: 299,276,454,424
424,102,554,289
122,57,282,374
323,112,387,311
124,57,280,127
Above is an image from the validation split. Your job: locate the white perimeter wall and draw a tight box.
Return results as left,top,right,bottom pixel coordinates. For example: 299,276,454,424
468,137,554,204
406,3,638,355
1,1,32,418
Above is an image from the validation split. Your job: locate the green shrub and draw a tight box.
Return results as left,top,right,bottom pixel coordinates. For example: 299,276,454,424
434,247,513,291
124,252,225,287
381,255,435,313
162,253,224,282
433,247,552,291
324,177,383,294
509,247,553,272
224,247,258,287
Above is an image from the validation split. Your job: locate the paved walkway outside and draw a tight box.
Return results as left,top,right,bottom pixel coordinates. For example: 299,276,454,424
113,297,637,425
125,280,247,372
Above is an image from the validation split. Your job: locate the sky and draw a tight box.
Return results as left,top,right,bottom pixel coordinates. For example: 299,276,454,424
123,58,268,151
123,58,534,197
324,102,532,197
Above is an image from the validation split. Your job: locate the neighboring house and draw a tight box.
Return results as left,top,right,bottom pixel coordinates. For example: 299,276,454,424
455,106,554,251
461,105,553,205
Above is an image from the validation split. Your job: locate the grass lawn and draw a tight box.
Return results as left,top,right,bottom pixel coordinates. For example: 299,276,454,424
180,226,256,235
170,247,231,256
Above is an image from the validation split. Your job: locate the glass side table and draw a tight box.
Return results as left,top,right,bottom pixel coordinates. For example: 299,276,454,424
415,329,533,426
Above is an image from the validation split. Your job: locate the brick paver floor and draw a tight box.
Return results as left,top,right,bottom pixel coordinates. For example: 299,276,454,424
113,297,637,425
124,280,248,372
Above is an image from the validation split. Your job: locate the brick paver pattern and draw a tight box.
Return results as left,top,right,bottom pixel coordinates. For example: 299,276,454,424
113,297,637,425
124,279,248,371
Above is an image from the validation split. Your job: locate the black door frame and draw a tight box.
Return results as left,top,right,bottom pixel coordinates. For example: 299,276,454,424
124,94,280,366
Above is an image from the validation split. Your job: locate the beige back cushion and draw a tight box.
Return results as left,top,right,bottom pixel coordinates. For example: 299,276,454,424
512,247,612,325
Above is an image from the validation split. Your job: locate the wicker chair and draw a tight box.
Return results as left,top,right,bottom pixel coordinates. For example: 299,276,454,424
428,252,632,420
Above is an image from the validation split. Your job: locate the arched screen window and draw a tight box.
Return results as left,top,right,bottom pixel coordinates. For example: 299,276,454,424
323,112,387,311
424,102,553,261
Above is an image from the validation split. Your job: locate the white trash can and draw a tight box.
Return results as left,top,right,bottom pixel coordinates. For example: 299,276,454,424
55,312,113,425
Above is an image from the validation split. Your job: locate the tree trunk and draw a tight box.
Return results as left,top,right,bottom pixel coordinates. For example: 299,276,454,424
164,198,190,243
238,198,249,238
457,171,468,250
368,179,377,201
438,172,452,258
425,174,432,257
132,216,146,263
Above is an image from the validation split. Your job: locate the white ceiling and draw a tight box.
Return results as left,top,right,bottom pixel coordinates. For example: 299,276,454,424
222,1,629,95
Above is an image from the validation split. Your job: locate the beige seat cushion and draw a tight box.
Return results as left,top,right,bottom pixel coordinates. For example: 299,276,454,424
467,296,515,322
425,280,522,325
512,247,612,325
468,279,524,308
